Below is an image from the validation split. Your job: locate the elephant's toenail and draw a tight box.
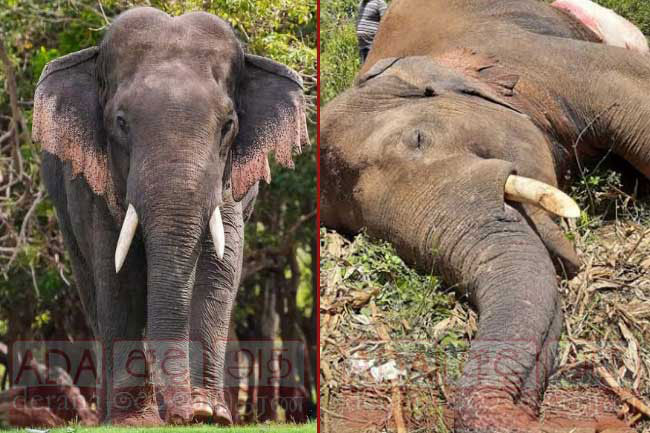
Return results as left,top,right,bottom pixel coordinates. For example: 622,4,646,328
213,404,233,426
192,401,213,419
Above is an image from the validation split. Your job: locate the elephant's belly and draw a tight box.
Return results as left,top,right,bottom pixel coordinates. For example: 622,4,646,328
551,0,649,53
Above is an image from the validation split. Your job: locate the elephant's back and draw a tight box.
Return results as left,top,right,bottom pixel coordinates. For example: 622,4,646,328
362,0,600,74
473,0,602,42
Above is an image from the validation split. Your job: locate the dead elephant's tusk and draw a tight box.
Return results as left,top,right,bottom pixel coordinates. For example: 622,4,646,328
115,204,139,273
504,175,581,219
210,206,226,259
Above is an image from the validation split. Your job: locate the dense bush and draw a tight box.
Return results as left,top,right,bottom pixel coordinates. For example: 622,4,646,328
320,0,360,104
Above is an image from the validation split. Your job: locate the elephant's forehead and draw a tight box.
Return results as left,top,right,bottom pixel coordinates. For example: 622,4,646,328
105,25,237,61
106,7,236,43
330,100,435,161
327,93,534,166
101,9,241,79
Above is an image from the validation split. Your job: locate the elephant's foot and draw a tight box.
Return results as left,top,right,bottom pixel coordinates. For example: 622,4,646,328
213,402,234,425
111,409,163,427
191,388,213,422
192,399,213,420
454,390,541,433
454,392,635,433
540,416,634,433
109,385,163,426
159,386,193,425
191,387,233,425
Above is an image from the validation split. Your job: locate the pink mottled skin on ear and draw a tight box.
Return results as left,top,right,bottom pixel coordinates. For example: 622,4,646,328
33,89,121,222
231,104,303,201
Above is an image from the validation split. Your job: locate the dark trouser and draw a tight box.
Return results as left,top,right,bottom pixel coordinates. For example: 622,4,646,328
359,47,370,63
358,33,374,64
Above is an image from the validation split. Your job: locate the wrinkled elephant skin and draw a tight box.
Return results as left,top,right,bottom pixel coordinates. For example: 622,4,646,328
321,0,650,431
33,7,308,426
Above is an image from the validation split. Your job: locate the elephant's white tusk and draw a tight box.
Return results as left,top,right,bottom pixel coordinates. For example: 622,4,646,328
504,175,581,219
210,206,226,259
115,204,139,273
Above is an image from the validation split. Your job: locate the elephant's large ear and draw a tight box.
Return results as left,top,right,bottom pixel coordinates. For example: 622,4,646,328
232,54,309,201
33,48,117,211
357,55,524,115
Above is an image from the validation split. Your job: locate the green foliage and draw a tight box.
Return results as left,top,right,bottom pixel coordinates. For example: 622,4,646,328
32,47,60,81
320,0,360,104
296,246,314,312
569,163,650,244
321,229,457,331
148,0,316,79
571,167,625,216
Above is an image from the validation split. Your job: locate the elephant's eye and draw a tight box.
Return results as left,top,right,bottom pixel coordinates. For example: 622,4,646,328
221,119,234,141
406,128,430,151
116,114,128,133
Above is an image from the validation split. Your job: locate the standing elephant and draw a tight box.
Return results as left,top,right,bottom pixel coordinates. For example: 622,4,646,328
32,7,308,426
321,0,649,431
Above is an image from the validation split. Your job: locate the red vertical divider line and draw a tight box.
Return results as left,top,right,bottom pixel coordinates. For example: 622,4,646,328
315,0,321,430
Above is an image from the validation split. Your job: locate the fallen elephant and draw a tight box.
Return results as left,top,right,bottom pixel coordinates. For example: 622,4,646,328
321,0,650,431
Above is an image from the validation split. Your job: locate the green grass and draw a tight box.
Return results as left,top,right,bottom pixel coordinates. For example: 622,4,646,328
0,423,316,433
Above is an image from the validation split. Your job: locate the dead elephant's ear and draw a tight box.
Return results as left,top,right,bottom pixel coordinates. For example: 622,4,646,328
32,47,120,215
357,55,523,115
232,54,309,201
356,57,401,84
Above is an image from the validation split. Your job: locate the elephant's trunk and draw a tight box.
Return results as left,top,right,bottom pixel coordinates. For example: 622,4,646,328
136,192,205,422
144,224,202,336
364,158,562,429
135,154,212,331
450,211,561,430
123,135,221,422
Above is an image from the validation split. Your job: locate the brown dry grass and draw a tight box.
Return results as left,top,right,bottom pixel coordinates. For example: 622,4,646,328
320,168,650,433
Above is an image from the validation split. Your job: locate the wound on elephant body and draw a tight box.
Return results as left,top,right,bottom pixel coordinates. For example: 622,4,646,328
551,0,649,53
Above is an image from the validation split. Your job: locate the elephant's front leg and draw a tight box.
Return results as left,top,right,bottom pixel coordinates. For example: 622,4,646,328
189,199,244,425
89,210,156,425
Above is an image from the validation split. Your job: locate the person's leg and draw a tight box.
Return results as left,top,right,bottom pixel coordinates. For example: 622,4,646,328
360,47,369,63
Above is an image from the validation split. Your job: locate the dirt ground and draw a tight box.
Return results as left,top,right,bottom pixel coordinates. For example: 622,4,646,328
320,170,650,432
